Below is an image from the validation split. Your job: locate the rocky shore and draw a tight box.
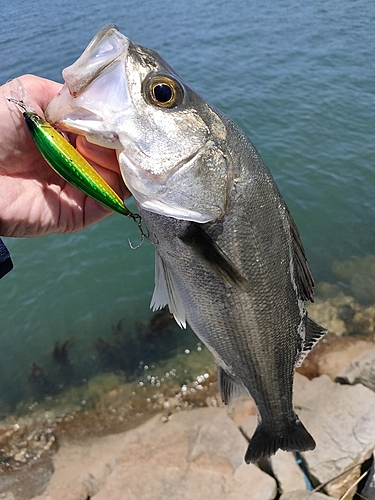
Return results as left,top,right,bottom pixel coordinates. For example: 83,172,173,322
27,349,375,500
1,277,375,500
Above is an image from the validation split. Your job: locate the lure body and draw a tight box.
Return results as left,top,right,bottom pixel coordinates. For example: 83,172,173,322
6,92,130,217
23,111,130,216
7,95,147,243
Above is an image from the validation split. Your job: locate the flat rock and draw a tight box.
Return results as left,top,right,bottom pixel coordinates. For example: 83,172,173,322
297,333,374,381
314,339,374,380
335,347,375,392
270,450,307,494
32,407,277,500
227,395,257,426
279,491,331,500
0,494,15,500
295,375,375,498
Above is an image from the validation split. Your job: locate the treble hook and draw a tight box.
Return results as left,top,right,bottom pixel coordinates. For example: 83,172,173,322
7,89,148,248
6,96,28,113
127,213,150,249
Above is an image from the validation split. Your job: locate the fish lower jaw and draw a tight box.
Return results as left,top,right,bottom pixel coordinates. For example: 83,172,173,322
135,191,214,222
49,117,123,149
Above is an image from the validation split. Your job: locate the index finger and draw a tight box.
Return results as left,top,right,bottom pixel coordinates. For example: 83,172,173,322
76,136,120,173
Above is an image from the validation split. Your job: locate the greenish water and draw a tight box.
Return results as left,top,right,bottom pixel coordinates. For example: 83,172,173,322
0,0,374,413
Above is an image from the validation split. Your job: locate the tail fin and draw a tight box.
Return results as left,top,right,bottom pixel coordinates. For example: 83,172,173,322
244,419,315,464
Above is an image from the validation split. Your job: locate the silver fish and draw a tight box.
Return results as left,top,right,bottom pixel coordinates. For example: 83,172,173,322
46,25,327,463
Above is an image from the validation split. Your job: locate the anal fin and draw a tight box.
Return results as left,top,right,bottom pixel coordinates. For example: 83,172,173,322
218,365,248,405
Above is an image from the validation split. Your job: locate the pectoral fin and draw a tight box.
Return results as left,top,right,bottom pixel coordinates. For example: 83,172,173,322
179,222,247,289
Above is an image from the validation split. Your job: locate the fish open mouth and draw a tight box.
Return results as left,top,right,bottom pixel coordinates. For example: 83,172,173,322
46,25,132,147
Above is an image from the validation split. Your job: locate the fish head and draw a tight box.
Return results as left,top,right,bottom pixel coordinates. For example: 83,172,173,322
46,25,230,223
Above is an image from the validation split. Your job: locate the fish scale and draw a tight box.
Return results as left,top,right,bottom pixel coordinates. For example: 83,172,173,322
45,25,327,463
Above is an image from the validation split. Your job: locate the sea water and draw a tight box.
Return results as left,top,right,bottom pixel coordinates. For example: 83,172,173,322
0,0,374,411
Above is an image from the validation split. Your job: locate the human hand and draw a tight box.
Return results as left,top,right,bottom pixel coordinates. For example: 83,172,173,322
0,74,130,238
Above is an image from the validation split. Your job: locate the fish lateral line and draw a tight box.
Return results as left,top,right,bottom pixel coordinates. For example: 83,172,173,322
7,96,147,241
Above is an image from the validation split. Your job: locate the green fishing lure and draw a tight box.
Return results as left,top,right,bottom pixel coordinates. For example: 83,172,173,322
7,97,131,217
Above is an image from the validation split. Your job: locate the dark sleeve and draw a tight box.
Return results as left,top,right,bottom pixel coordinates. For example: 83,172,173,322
0,238,13,278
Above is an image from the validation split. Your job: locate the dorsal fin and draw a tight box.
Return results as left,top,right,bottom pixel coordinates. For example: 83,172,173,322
296,316,327,367
287,209,315,302
150,252,187,328
179,222,247,289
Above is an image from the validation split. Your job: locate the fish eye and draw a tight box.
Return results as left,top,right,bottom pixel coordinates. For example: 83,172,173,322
144,76,183,108
153,83,172,103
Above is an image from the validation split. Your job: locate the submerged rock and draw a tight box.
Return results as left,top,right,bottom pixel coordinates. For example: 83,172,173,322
332,255,375,305
307,283,353,336
307,282,375,337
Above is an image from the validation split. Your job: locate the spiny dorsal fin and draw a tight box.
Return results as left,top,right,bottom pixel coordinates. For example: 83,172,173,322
218,365,248,405
296,316,327,367
287,209,315,302
179,222,247,289
150,252,187,328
